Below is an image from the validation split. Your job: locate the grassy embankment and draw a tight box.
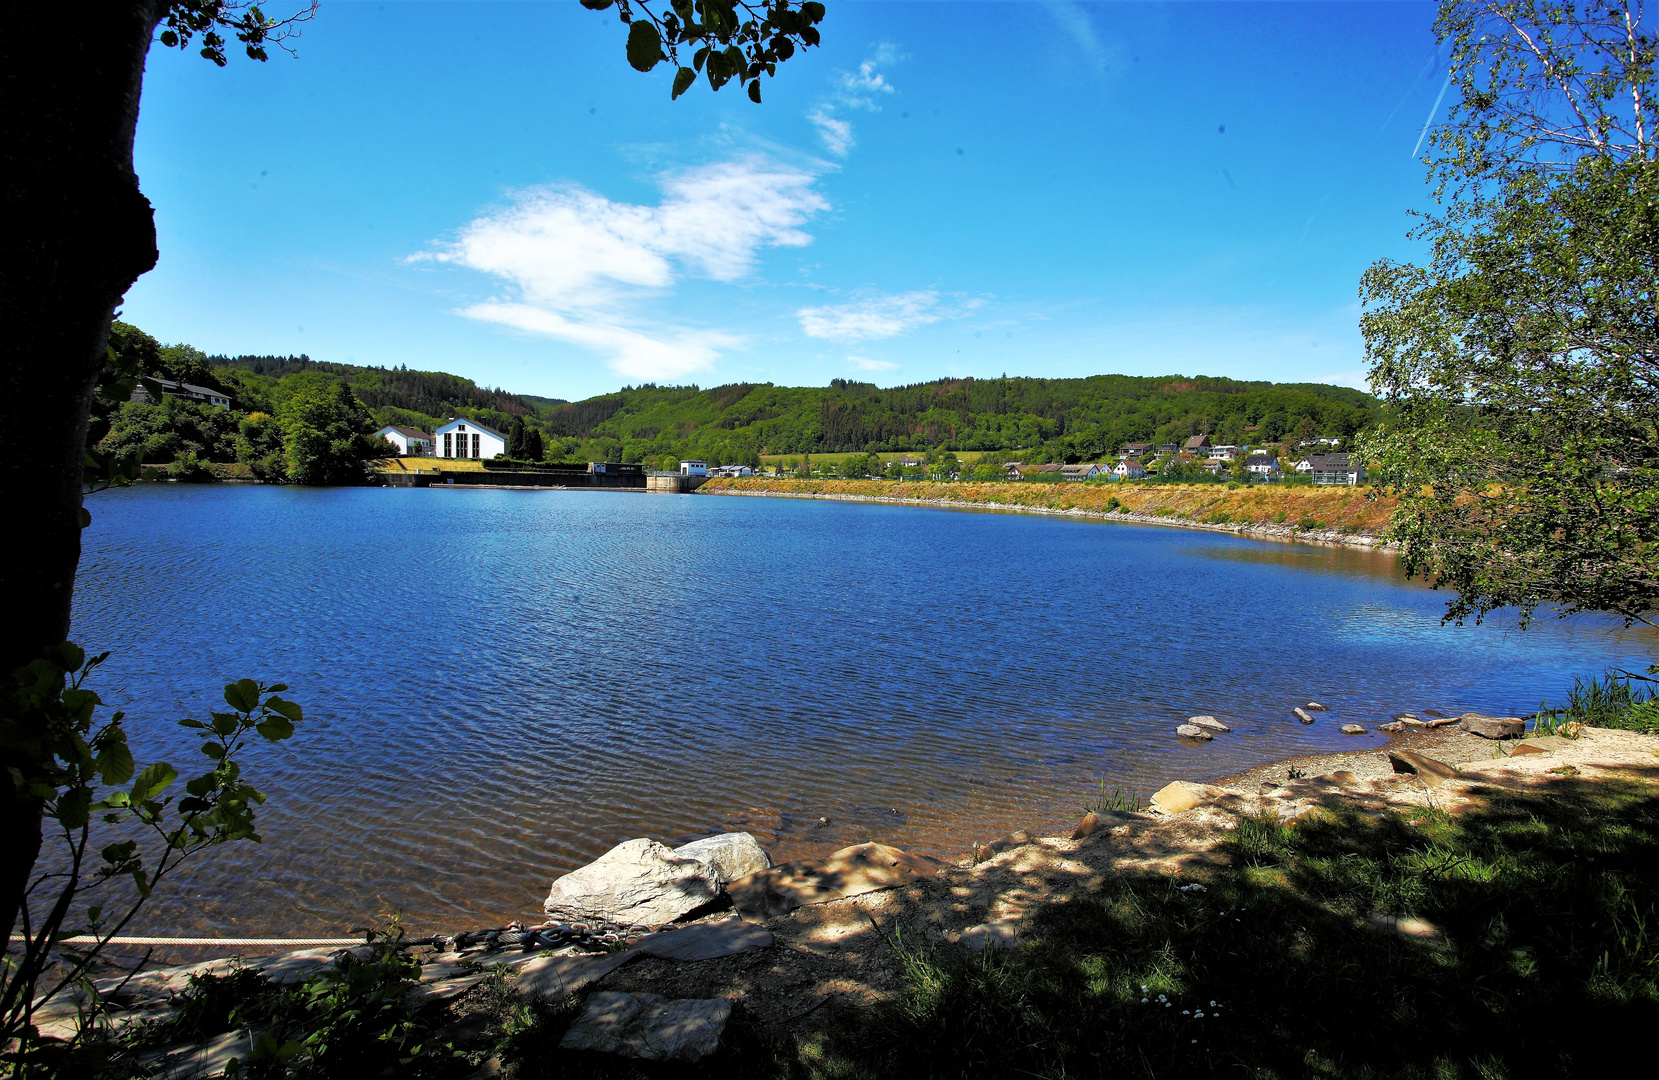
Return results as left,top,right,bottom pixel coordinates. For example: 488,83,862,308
373,457,486,472
702,477,1398,537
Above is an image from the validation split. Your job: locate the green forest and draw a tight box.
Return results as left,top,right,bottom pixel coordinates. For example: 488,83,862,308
92,320,1377,479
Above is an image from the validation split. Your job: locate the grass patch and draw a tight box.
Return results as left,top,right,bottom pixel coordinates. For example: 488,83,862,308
1537,672,1659,735
806,779,1659,1078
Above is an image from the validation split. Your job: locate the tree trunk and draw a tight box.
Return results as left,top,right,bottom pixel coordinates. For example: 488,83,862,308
0,1,167,951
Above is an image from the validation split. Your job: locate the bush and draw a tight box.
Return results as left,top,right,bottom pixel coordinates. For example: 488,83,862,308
1538,673,1659,735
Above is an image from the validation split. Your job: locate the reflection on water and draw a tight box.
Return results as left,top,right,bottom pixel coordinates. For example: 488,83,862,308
70,487,1654,936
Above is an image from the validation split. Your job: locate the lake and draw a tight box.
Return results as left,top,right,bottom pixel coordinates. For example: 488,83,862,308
71,484,1654,937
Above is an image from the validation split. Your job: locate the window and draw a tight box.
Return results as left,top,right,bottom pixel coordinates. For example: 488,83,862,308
444,432,452,458
471,433,480,458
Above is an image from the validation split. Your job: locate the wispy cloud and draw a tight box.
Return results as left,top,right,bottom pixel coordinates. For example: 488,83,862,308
1042,1,1119,80
797,290,949,343
847,354,898,372
807,44,899,157
420,157,828,380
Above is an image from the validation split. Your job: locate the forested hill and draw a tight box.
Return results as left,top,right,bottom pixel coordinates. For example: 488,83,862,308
211,353,554,434
100,320,1377,472
538,374,1376,468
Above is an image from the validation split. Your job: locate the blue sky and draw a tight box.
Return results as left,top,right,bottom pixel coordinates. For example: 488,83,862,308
125,1,1449,400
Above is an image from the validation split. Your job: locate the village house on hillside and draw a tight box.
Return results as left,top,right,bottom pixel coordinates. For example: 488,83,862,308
1060,462,1110,481
434,418,505,460
1298,453,1366,485
1183,434,1211,453
131,377,231,410
1118,442,1154,460
1112,458,1146,480
1206,444,1240,461
374,425,432,456
1007,463,1064,479
708,464,753,477
1245,453,1281,479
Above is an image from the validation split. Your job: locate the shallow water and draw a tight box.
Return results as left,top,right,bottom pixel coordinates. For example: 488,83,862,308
70,485,1653,936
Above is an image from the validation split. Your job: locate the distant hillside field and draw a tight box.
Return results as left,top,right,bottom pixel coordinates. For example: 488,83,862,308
698,478,1397,539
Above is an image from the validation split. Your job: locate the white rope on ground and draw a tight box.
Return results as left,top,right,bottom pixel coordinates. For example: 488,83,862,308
8,936,363,947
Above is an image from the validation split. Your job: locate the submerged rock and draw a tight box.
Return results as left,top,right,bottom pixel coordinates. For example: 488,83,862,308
1188,715,1232,732
1340,723,1367,735
1293,708,1316,724
1176,724,1213,741
1379,721,1407,733
544,839,722,927
1305,702,1330,711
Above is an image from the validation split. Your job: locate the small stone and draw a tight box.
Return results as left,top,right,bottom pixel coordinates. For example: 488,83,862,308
1460,714,1525,739
1379,721,1407,733
1150,780,1214,815
1423,716,1461,728
1339,724,1367,735
558,991,731,1062
1293,707,1316,724
1327,770,1359,785
1395,713,1419,722
1176,724,1213,741
1257,782,1279,795
1072,812,1102,840
1508,743,1546,757
1188,715,1232,732
1305,702,1330,711
1387,749,1460,788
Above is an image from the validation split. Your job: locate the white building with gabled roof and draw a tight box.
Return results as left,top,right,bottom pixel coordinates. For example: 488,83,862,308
434,418,505,460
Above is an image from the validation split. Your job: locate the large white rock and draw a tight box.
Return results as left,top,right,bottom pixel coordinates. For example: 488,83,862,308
544,839,722,926
672,832,771,886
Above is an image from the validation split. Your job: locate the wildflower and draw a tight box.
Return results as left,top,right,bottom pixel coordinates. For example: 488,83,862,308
1183,1010,1190,1015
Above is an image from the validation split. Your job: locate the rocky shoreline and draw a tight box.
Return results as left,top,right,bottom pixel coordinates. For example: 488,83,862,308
56,709,1657,1075
699,485,1395,550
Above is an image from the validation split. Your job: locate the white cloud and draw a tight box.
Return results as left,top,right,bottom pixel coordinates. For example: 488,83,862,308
807,44,899,157
421,157,827,380
847,354,898,372
807,107,855,157
797,291,945,343
1042,1,1118,79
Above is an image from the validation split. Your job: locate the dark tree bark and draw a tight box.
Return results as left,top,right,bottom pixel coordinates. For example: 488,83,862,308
0,0,167,951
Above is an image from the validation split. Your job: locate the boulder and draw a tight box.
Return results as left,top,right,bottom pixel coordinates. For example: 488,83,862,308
1460,713,1525,739
1339,724,1367,735
1176,724,1213,741
672,832,771,886
1387,750,1460,788
1379,721,1407,733
559,992,731,1062
1305,702,1330,711
1293,707,1316,724
728,842,936,921
544,839,722,926
1150,780,1213,815
1328,770,1359,785
1188,715,1232,732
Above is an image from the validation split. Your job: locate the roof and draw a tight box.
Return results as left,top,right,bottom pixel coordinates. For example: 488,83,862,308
378,425,432,439
1245,454,1277,466
1120,442,1153,451
435,418,505,439
1183,434,1210,449
1020,463,1063,474
1059,463,1097,474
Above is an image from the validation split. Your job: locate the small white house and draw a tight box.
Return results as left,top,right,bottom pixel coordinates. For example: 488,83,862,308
374,425,433,456
1245,454,1281,479
1112,459,1146,480
708,464,753,477
434,418,505,460
1207,445,1241,461
1060,463,1109,481
132,377,231,410
680,460,708,476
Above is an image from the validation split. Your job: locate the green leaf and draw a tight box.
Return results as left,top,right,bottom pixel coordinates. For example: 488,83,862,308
210,711,241,737
95,737,135,787
223,679,260,713
626,19,664,72
178,718,208,730
579,0,613,8
255,714,295,742
200,742,226,760
130,762,179,803
802,1,825,23
672,65,697,99
80,506,92,529
265,697,302,724
747,78,762,103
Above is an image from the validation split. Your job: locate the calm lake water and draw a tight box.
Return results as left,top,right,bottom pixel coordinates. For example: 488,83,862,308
72,485,1654,937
